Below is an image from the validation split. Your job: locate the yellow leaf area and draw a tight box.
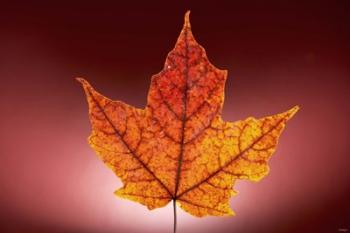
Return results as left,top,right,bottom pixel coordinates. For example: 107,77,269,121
77,11,299,217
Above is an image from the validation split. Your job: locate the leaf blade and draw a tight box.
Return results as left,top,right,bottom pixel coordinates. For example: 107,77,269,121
77,12,299,220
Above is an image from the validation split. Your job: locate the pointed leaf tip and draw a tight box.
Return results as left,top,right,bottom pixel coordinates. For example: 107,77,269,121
76,77,86,84
76,78,94,94
289,105,300,118
76,77,92,88
280,105,299,121
184,10,191,28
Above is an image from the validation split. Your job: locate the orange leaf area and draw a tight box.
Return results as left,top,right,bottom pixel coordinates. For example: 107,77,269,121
77,11,299,217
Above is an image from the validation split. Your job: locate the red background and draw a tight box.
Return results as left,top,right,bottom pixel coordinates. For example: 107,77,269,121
1,1,349,233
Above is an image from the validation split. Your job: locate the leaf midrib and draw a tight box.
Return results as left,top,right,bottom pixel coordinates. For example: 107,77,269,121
173,27,190,199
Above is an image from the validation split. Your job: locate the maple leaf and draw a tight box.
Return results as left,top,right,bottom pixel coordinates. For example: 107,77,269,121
77,11,299,233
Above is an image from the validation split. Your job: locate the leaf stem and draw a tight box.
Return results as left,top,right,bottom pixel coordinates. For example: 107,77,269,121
173,199,177,233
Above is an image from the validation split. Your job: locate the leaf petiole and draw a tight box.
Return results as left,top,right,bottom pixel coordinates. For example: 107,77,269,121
173,199,177,233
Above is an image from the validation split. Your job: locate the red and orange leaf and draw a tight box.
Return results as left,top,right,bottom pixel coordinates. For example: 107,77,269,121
78,11,299,219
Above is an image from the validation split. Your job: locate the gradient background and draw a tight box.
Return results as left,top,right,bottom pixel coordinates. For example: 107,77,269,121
1,1,350,233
